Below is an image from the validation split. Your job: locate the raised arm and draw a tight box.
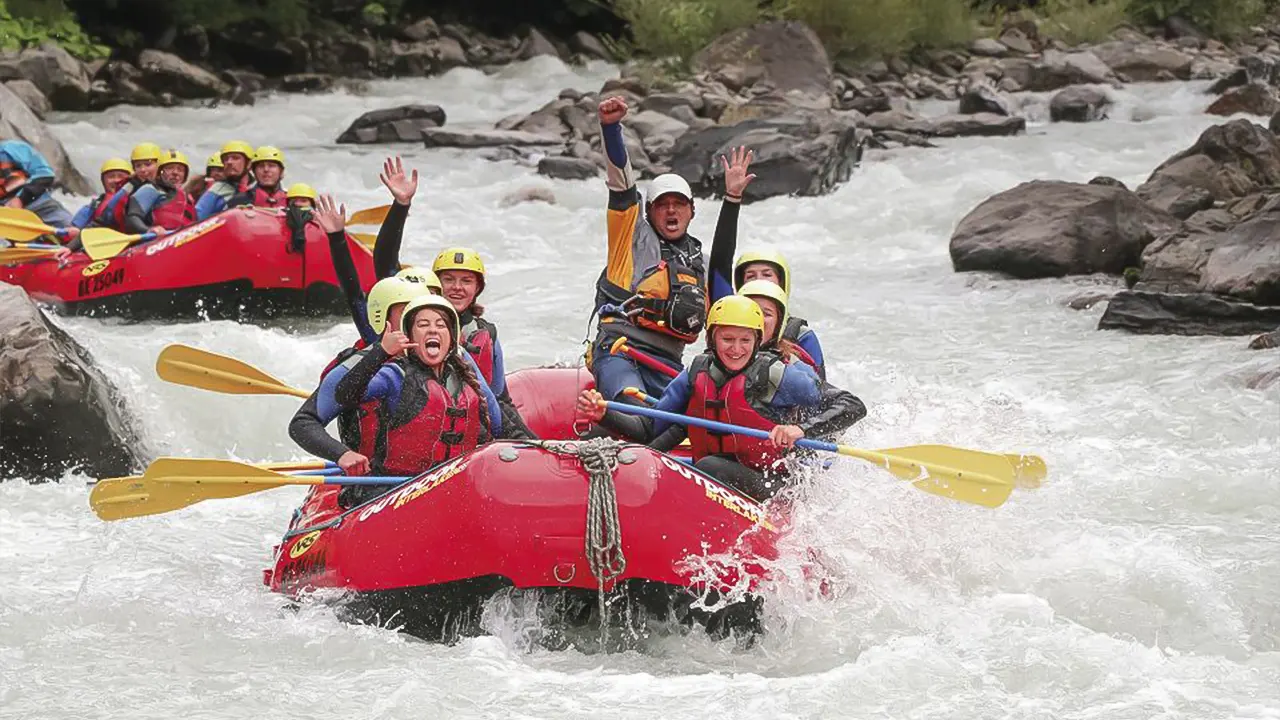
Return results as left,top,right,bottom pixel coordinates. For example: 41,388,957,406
373,156,417,279
708,146,755,302
315,194,376,343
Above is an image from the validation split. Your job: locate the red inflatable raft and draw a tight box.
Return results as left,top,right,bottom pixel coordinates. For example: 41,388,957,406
0,206,377,320
265,368,782,641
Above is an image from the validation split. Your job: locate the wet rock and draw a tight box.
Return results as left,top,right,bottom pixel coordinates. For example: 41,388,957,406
969,38,1008,57
279,73,334,93
668,112,861,202
694,21,832,110
0,43,90,111
0,284,145,480
390,38,467,76
958,82,1015,116
519,28,561,60
1206,83,1279,116
1164,15,1206,41
137,49,230,99
1025,50,1120,92
640,92,703,116
998,28,1036,55
3,79,49,118
337,104,447,144
537,156,598,180
0,82,91,195
1091,41,1193,81
1064,289,1117,310
865,109,1024,137
421,128,563,148
1140,199,1280,305
571,32,612,61
399,17,440,42
90,60,160,109
950,180,1181,278
1098,291,1280,335
1089,175,1127,188
628,110,689,141
1136,119,1280,217
1049,86,1112,122
1250,326,1280,348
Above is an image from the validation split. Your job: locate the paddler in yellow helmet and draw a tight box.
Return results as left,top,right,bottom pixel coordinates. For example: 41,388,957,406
194,140,255,220
730,249,825,379
229,145,287,209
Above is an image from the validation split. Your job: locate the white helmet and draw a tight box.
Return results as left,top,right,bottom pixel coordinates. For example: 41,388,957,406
647,173,693,203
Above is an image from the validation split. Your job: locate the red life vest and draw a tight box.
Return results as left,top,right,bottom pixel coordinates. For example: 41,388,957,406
90,190,116,226
378,362,485,476
102,178,144,230
461,317,497,386
250,185,287,209
148,188,196,230
685,354,787,473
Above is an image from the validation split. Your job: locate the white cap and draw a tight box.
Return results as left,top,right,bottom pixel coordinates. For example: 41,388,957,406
647,173,693,203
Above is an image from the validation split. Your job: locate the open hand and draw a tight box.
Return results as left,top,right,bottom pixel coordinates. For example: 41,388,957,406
576,388,606,423
314,194,346,234
379,156,418,205
598,95,628,124
721,146,756,199
768,424,804,448
337,450,370,475
380,329,415,356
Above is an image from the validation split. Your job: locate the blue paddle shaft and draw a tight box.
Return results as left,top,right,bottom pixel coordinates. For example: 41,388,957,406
603,400,840,455
320,476,407,485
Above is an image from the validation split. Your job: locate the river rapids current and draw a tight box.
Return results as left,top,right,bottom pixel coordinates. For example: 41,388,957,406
1,57,1278,719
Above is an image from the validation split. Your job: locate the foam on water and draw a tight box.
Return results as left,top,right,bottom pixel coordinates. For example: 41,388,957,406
2,61,1278,718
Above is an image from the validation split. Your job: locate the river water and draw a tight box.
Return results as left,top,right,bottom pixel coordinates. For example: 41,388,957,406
2,58,1277,719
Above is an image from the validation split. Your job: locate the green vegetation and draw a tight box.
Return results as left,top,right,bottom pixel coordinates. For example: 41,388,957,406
0,0,108,59
611,0,1280,69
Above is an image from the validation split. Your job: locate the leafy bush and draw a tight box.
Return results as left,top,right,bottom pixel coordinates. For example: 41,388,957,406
0,0,109,58
1126,0,1270,36
612,0,761,67
1036,0,1131,45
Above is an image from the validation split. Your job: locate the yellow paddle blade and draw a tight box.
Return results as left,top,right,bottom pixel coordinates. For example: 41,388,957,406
1006,454,1047,489
80,227,142,261
257,460,332,472
90,458,317,521
156,343,311,399
0,206,56,241
842,444,1017,509
347,204,390,226
0,246,59,263
351,231,377,248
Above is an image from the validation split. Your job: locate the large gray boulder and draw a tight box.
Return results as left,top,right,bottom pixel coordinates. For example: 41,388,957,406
950,180,1181,278
0,285,146,480
1098,291,1280,335
0,82,92,195
336,104,447,144
1049,86,1112,122
694,21,833,110
1136,119,1280,218
137,49,231,99
668,112,862,202
0,43,90,111
1090,41,1194,81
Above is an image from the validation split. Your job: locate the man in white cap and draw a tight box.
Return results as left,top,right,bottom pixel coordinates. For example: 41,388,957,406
587,94,756,403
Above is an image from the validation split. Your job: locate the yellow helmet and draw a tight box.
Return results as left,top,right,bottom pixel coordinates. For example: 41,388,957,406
737,280,789,342
366,277,431,335
206,153,223,170
99,158,132,175
130,142,162,163
396,265,442,292
706,295,764,333
733,249,791,295
401,294,462,353
252,145,285,169
286,183,317,201
158,149,189,172
219,140,254,161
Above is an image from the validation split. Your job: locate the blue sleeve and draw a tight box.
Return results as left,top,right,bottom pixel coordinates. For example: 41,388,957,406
320,362,402,419
650,370,693,436
70,205,92,229
131,185,161,214
194,190,225,220
490,337,506,396
478,377,503,436
601,122,627,168
100,187,127,216
355,301,376,345
709,270,734,303
771,363,822,408
798,329,824,368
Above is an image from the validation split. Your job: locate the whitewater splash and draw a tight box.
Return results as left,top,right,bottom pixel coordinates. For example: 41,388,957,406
1,58,1277,718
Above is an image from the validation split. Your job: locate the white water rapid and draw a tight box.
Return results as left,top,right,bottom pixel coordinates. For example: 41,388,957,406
2,57,1278,719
